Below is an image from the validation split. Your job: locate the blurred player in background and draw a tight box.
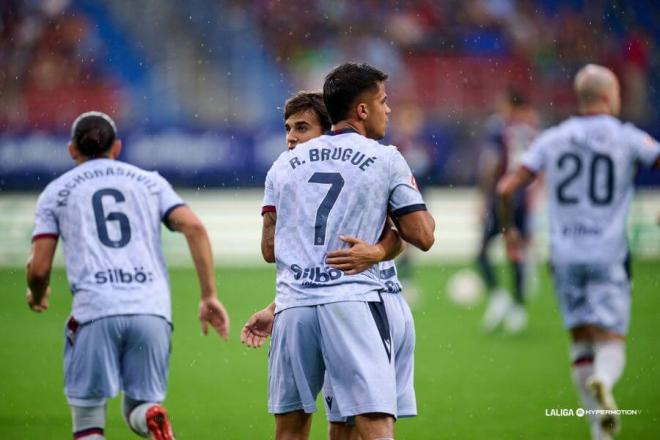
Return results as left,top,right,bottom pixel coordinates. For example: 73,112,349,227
242,90,418,439
257,63,434,439
26,112,230,440
477,88,539,334
498,65,660,439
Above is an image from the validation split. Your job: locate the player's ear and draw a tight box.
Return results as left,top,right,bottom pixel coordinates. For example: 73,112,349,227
110,139,122,159
356,103,368,121
68,142,79,161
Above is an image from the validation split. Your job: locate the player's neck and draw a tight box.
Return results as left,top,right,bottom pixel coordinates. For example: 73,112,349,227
75,155,114,166
578,104,612,117
332,121,366,137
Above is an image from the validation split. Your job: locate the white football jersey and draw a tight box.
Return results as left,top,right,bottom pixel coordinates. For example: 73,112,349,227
378,261,403,294
263,129,426,312
32,158,184,323
522,115,660,264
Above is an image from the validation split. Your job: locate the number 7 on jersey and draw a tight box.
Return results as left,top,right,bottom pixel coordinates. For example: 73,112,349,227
308,172,344,246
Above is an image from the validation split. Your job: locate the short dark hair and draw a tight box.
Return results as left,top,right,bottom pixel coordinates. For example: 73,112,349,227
284,91,331,131
323,63,388,124
71,111,117,157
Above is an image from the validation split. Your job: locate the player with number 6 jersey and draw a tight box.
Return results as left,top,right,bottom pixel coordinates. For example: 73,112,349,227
32,148,182,324
27,111,230,440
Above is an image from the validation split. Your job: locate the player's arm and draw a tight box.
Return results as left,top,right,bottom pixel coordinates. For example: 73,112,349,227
326,218,404,274
167,205,230,340
261,211,276,263
392,209,435,251
26,236,58,312
496,166,536,261
388,149,435,251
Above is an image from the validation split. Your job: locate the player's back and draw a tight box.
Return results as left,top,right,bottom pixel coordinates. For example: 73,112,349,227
265,129,419,311
33,158,183,322
524,114,657,263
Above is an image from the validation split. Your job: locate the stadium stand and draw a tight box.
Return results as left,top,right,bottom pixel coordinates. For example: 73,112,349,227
1,0,658,189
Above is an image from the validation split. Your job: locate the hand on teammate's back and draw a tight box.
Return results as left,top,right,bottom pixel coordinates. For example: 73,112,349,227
199,296,230,340
241,307,275,348
325,235,384,275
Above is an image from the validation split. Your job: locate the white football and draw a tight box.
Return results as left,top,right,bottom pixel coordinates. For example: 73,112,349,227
447,269,484,308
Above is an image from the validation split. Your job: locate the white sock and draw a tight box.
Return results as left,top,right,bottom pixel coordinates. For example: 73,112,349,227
570,342,602,440
127,402,155,436
593,340,625,390
71,405,106,439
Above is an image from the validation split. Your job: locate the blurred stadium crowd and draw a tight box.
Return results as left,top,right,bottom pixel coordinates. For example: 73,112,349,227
1,0,658,188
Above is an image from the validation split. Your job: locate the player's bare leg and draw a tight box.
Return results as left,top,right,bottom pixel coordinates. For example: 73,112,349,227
329,421,361,440
354,413,394,440
275,410,312,440
571,325,625,438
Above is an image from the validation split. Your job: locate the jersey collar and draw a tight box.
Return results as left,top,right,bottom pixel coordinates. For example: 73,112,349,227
326,127,359,136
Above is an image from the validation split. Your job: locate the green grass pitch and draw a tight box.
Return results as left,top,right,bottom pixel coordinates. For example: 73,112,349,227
1,262,658,439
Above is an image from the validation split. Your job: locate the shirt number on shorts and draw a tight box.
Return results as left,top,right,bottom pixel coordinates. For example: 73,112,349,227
308,172,344,245
92,188,131,248
556,152,614,205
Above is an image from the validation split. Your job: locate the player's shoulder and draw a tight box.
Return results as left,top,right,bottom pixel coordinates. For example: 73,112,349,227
270,148,299,169
39,162,85,197
38,172,68,200
115,158,156,175
532,118,573,146
117,160,170,184
619,119,651,139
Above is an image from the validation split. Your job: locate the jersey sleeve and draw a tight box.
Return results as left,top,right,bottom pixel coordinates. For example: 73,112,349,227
520,129,551,174
156,174,185,230
388,148,426,218
32,187,60,241
627,124,660,167
262,166,276,215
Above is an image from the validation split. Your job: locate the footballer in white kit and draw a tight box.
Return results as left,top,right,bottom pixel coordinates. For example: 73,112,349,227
521,114,659,332
26,112,229,440
262,63,434,439
241,91,418,438
264,128,425,416
499,65,660,440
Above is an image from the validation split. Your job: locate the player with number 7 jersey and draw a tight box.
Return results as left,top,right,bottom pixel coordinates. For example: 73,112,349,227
262,130,426,311
263,63,435,439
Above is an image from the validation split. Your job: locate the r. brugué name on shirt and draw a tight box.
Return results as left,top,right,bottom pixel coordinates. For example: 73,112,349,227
289,147,378,172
